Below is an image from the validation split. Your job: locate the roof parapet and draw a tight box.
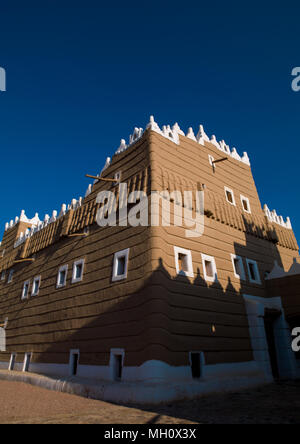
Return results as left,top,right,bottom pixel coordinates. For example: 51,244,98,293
263,204,292,230
12,197,83,249
114,115,251,166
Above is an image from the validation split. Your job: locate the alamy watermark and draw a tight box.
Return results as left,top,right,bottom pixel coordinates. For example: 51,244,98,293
96,184,205,238
292,327,300,353
0,67,6,92
291,67,300,92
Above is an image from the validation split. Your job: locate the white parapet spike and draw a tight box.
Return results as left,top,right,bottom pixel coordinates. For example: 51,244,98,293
186,127,197,141
129,127,143,145
71,199,77,210
29,213,40,227
264,203,292,229
210,135,221,149
59,204,67,218
172,122,185,136
4,223,9,231
231,147,241,161
85,184,92,198
286,217,292,229
44,214,50,225
100,157,111,175
196,125,210,145
146,115,161,134
115,139,127,155
50,210,57,223
20,210,29,223
241,152,250,166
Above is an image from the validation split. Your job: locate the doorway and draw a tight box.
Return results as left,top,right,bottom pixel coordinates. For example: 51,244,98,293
264,308,281,378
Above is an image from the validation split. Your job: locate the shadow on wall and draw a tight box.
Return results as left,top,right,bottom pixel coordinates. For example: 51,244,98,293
36,218,287,371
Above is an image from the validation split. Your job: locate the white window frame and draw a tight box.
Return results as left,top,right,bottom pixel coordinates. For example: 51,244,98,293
174,246,194,278
208,155,215,169
246,258,261,284
114,171,122,185
224,186,236,206
7,269,14,283
31,275,41,296
71,259,85,284
112,248,130,282
231,254,246,280
57,264,68,288
201,253,218,282
240,195,251,214
23,352,32,372
21,280,30,300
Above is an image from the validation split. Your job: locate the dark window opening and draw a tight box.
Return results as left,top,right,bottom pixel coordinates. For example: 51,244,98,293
59,270,66,286
226,191,234,204
117,256,126,276
248,263,257,281
204,260,214,278
178,253,188,273
190,352,202,379
234,258,242,276
75,264,83,280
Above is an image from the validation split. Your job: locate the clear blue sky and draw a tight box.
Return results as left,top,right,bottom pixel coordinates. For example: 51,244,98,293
0,0,299,242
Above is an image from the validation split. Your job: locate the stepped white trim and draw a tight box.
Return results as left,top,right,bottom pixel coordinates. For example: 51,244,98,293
114,115,251,167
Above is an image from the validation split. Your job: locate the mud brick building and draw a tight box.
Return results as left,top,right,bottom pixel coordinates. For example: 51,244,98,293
0,116,299,402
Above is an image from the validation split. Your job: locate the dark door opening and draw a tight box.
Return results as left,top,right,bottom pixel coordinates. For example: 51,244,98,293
264,309,281,379
114,354,123,380
190,352,202,379
71,352,79,376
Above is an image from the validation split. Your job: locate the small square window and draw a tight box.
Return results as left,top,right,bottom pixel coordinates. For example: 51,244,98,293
246,259,261,284
201,254,217,282
57,265,68,288
174,247,194,278
224,187,236,206
112,249,129,282
240,195,251,213
72,259,85,284
231,254,246,280
7,270,14,283
22,280,30,300
31,276,41,296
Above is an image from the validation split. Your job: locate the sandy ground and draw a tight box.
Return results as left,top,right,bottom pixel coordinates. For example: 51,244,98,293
0,380,300,424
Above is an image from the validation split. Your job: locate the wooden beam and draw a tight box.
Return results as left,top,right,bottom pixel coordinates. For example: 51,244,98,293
14,258,35,264
212,157,228,165
68,233,89,238
85,174,116,182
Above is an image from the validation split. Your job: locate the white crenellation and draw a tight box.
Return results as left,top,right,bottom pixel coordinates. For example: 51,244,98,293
114,116,251,167
12,195,84,248
263,204,292,229
186,127,197,142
